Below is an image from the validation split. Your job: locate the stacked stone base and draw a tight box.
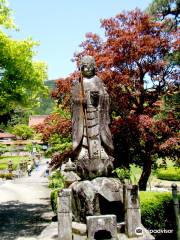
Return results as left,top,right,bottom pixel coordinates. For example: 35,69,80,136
57,177,155,240
72,221,154,240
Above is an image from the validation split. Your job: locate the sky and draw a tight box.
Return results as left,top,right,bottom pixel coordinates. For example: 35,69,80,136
7,0,152,80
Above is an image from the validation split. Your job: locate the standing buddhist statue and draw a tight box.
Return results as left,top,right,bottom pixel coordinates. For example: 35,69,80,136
71,55,114,179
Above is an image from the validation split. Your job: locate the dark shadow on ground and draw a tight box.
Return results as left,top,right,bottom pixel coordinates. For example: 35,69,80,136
0,201,52,240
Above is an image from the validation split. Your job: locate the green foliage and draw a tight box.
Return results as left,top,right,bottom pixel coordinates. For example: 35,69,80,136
0,143,9,155
113,164,142,184
113,167,130,182
0,155,29,170
52,106,71,119
147,0,179,34
25,143,42,153
33,95,56,115
49,170,65,213
48,133,70,145
0,0,48,123
6,108,30,128
50,189,59,213
129,164,142,184
11,124,34,140
0,173,14,179
147,0,179,19
164,92,180,119
45,133,72,157
156,167,180,180
45,142,72,158
140,191,180,239
0,0,16,29
48,170,65,189
33,80,57,115
0,31,48,116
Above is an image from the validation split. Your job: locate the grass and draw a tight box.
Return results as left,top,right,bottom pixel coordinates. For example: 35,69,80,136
128,160,180,186
0,156,29,170
156,167,180,181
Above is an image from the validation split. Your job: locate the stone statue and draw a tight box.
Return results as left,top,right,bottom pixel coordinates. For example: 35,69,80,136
58,55,155,240
71,55,114,179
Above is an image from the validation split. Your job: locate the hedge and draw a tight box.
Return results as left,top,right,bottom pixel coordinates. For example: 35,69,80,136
50,189,59,213
49,170,65,213
140,191,180,240
156,167,180,181
0,173,14,179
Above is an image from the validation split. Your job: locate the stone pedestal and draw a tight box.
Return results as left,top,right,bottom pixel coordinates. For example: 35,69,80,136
57,180,154,240
124,184,141,238
70,177,123,223
86,215,117,240
57,189,72,240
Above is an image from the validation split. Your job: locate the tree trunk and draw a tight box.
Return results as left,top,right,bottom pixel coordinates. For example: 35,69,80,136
138,155,152,191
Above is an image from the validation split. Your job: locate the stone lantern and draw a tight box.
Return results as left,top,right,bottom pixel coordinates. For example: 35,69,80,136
7,160,13,174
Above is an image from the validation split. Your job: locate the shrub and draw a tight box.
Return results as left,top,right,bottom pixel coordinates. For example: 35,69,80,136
113,167,130,182
140,191,180,240
25,143,42,153
0,144,10,156
48,170,65,213
11,124,34,140
156,167,180,181
0,173,14,179
113,165,140,184
48,170,65,189
45,142,72,158
50,189,59,213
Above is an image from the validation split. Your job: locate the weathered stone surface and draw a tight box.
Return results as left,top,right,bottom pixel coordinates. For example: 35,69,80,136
69,177,123,223
72,221,87,236
124,184,141,238
62,171,81,187
86,215,117,240
57,181,154,240
72,55,114,179
92,177,123,202
70,180,99,222
73,235,87,240
58,189,72,213
76,156,114,180
57,189,72,240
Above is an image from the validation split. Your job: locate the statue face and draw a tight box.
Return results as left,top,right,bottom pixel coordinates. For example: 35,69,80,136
81,63,95,78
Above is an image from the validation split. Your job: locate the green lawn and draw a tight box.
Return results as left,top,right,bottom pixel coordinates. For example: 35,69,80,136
129,160,180,186
0,156,29,170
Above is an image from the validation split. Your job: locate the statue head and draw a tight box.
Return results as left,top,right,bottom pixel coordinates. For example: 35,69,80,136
80,55,96,78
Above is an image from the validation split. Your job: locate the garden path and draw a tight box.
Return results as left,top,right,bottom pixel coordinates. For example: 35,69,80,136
0,159,57,240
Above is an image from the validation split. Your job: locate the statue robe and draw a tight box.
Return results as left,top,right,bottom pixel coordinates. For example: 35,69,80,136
71,76,113,160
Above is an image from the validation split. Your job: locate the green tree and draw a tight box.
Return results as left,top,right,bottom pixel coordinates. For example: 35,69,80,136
0,0,48,125
147,0,180,65
0,0,16,29
147,0,180,28
33,81,56,115
11,124,34,140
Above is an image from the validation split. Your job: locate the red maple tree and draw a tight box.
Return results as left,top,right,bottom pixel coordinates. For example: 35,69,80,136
51,9,179,190
34,113,71,142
